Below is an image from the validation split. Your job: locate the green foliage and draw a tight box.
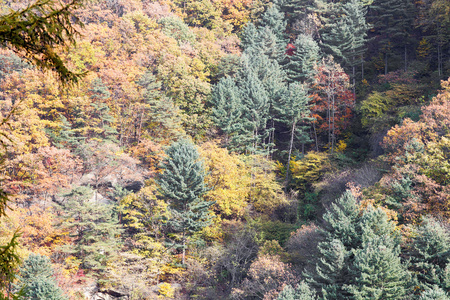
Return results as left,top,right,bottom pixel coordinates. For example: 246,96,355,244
359,91,394,132
58,186,123,278
306,191,410,299
277,281,317,300
411,217,450,292
0,232,20,295
284,34,320,84
157,139,213,264
259,220,295,246
159,16,196,45
346,235,409,299
15,254,66,300
418,286,450,300
0,0,85,84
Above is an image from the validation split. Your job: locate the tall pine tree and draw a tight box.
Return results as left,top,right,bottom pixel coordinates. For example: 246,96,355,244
157,139,213,265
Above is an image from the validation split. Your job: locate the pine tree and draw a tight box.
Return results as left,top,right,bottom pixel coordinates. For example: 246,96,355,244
277,281,317,300
411,217,450,291
368,0,415,74
51,114,84,149
306,239,350,299
346,235,409,300
342,0,370,84
138,72,184,142
58,186,122,278
305,191,411,299
211,76,243,148
0,0,85,84
260,3,287,46
418,286,450,300
236,63,271,155
322,190,360,250
15,254,66,300
157,139,213,265
284,34,320,84
273,83,312,184
241,22,259,51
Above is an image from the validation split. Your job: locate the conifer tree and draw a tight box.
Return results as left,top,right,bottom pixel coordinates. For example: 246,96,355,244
306,238,350,299
157,139,213,265
411,217,450,291
322,190,360,249
237,64,271,155
273,83,312,184
346,233,409,299
241,22,259,51
342,0,370,83
284,34,320,84
305,191,411,299
137,72,184,142
58,186,122,278
277,281,317,300
419,286,450,300
15,254,66,300
368,0,415,74
211,76,243,149
260,3,287,46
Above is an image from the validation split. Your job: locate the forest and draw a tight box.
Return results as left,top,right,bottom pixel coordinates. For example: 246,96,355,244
0,0,450,299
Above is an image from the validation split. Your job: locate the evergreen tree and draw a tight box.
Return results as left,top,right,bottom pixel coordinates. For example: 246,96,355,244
277,281,317,300
306,239,350,299
237,63,271,155
260,3,287,46
273,83,312,184
280,0,324,31
51,114,84,149
418,286,450,300
322,190,360,250
138,71,184,142
241,22,259,51
58,186,122,278
346,234,409,299
368,0,415,74
157,139,213,265
342,0,370,83
211,76,243,149
411,217,450,291
305,191,411,299
284,34,320,84
15,254,66,300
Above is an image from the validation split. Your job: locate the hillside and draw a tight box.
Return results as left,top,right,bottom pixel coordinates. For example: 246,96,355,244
1,0,450,299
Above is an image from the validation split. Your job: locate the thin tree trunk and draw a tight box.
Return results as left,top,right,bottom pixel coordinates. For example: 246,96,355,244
438,42,442,78
352,64,356,99
331,95,335,153
313,122,318,152
182,230,186,265
361,55,364,80
404,45,407,72
384,52,388,75
285,120,296,189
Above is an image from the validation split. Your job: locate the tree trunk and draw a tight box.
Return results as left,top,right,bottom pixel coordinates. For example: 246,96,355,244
182,230,186,265
404,45,407,72
285,120,296,189
331,94,335,153
384,52,388,75
313,121,318,152
361,55,364,80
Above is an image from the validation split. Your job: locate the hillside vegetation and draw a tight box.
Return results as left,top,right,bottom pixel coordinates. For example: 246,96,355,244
1,0,450,299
